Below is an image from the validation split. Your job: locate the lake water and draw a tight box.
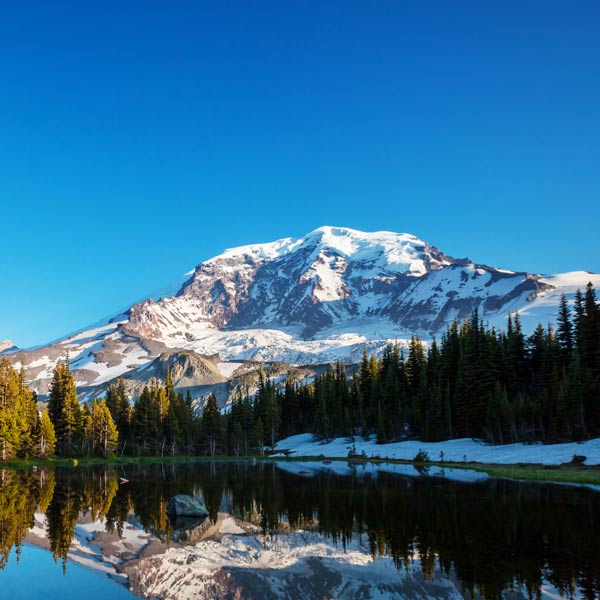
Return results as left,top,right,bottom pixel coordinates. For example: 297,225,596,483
0,461,598,599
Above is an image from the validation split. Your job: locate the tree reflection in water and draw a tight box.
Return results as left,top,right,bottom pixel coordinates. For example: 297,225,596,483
0,462,598,599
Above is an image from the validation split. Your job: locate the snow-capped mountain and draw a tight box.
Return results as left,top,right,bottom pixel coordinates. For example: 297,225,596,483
8,226,600,399
0,340,18,354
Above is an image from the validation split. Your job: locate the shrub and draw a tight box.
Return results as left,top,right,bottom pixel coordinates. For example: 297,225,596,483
414,449,430,463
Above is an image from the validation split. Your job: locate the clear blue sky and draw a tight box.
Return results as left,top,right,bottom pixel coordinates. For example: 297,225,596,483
1,1,599,348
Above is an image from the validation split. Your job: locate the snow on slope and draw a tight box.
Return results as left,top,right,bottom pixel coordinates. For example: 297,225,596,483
8,227,599,396
478,271,600,334
212,226,449,275
274,433,600,466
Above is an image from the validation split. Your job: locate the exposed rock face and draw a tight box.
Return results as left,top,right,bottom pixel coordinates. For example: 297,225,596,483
384,266,553,331
124,227,457,340
120,226,567,348
134,351,225,388
7,226,599,402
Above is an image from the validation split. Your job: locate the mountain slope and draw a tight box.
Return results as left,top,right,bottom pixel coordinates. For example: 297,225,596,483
8,226,599,399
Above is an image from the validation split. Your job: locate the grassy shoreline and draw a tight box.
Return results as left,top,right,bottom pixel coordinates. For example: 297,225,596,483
1,454,599,485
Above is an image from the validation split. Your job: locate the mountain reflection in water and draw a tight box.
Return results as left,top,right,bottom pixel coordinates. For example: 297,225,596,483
0,462,598,599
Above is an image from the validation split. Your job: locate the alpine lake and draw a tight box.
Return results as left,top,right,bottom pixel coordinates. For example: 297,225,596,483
0,460,598,599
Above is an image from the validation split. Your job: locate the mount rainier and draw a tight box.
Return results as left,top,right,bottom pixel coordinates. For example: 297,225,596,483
5,226,599,402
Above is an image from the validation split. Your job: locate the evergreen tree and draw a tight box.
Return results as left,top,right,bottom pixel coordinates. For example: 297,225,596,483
573,289,585,352
581,282,600,372
48,358,82,457
200,394,223,456
36,412,56,458
106,378,131,451
0,358,27,460
131,385,160,455
91,399,119,457
254,372,279,449
250,416,264,455
556,293,573,365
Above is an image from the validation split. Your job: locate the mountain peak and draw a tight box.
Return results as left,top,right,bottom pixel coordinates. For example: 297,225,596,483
304,225,427,256
207,226,450,274
10,227,600,399
0,340,18,354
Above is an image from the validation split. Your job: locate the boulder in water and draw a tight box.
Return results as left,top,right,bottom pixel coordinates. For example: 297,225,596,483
167,494,209,517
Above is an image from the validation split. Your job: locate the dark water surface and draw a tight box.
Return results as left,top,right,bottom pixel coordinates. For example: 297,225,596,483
0,461,598,599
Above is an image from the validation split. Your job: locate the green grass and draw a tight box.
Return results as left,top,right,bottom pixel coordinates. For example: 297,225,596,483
461,461,600,485
2,454,599,485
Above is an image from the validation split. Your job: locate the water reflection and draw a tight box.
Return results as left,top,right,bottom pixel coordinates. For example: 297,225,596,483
0,462,598,599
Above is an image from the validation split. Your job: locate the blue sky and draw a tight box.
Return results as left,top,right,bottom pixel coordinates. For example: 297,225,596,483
1,1,599,347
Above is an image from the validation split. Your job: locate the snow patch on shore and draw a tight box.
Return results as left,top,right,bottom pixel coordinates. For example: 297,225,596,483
273,433,600,466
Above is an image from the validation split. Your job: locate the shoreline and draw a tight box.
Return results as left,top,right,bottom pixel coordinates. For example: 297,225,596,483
270,454,600,485
1,453,599,486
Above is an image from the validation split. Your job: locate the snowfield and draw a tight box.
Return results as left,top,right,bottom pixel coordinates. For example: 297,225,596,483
8,226,600,399
273,433,600,466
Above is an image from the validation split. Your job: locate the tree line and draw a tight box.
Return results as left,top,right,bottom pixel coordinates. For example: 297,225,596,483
0,283,598,460
228,282,600,447
0,358,54,460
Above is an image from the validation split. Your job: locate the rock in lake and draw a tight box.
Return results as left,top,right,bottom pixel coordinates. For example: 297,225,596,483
167,494,209,517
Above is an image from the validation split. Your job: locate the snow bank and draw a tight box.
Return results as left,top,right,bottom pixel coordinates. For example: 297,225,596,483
273,433,600,466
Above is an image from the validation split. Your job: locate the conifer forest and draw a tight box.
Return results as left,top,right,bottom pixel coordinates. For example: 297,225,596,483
1,284,599,460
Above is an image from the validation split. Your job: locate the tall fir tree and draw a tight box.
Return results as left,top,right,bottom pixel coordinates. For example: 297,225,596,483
200,394,223,457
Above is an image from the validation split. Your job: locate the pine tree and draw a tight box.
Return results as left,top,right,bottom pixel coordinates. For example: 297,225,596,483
36,412,56,458
231,420,243,456
91,399,119,457
581,282,600,372
280,375,299,438
315,379,329,440
0,358,26,460
131,385,160,455
250,416,264,455
18,367,38,457
573,289,585,352
105,378,131,451
200,394,223,457
48,358,82,456
254,373,279,449
359,349,374,432
556,293,573,365
80,404,93,455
